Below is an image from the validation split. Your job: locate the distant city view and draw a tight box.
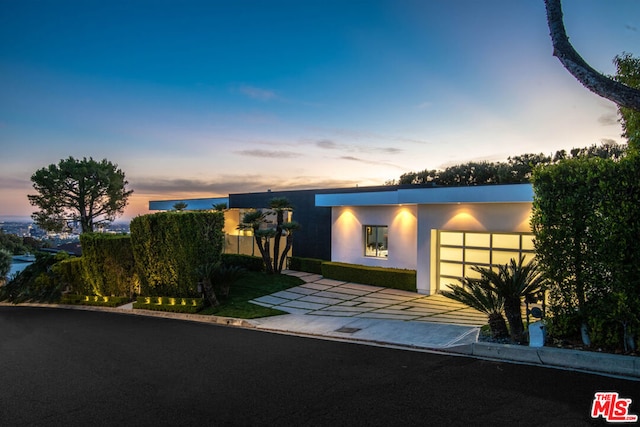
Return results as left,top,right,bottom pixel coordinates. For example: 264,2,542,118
0,220,130,238
1,220,130,276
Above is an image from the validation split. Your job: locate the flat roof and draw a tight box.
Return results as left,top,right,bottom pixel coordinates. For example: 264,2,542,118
148,197,229,211
315,183,533,206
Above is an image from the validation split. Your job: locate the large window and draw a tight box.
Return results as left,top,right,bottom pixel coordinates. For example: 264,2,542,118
437,231,535,291
364,225,388,258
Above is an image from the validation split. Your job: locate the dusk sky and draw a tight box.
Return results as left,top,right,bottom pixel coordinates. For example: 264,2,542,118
1,0,638,221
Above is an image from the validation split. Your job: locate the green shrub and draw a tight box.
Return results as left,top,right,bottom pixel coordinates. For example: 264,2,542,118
0,252,67,303
0,248,12,281
131,211,224,297
133,296,205,314
532,154,640,351
288,256,323,274
221,253,264,272
80,233,138,297
321,262,416,292
52,257,91,295
60,294,130,307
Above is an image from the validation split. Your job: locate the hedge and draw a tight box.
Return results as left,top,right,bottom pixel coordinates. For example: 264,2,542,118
80,233,138,297
221,253,264,272
130,211,224,297
133,296,205,314
52,257,91,295
321,262,416,292
288,256,323,274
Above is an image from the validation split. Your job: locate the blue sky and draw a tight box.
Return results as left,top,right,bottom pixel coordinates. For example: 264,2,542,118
1,0,638,220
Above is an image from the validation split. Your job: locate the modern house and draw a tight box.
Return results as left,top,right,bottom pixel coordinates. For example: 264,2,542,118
149,183,535,295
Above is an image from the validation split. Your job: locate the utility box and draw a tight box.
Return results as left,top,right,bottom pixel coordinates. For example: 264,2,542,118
529,321,546,347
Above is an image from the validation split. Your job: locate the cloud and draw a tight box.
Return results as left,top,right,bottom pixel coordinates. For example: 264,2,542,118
416,101,432,109
311,138,402,155
0,175,31,190
234,149,302,158
395,137,430,145
377,147,403,154
238,85,277,101
316,139,338,149
598,113,618,126
130,174,367,198
339,156,404,169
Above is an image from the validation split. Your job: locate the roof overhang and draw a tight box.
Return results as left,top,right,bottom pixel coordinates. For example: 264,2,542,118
148,197,229,211
315,184,533,207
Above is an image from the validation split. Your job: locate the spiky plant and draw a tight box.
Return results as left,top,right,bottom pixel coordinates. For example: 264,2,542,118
194,262,221,307
475,256,548,343
441,277,509,339
213,265,247,298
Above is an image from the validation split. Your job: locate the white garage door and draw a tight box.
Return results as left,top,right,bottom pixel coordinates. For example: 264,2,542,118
437,230,535,292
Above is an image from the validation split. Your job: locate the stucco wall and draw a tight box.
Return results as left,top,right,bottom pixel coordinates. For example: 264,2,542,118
331,202,533,295
417,202,533,294
331,205,418,270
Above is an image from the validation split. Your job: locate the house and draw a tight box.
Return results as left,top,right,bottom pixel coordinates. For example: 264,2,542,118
315,183,534,295
149,183,534,295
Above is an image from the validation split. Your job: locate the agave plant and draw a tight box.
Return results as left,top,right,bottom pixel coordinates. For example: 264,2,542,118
441,277,509,339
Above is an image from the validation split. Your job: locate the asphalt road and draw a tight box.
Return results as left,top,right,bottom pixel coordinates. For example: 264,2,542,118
0,307,637,426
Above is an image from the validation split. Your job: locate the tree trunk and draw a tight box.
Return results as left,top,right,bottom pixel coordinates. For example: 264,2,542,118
277,234,294,273
544,0,640,111
202,278,220,307
504,297,525,343
255,236,273,274
488,313,509,339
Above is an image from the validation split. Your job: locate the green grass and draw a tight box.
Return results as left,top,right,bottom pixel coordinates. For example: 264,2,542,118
199,271,303,319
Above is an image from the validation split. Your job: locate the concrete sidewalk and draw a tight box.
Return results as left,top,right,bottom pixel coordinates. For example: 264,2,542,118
245,271,640,380
251,270,487,326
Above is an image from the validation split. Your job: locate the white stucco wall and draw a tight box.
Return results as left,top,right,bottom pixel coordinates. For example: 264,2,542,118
330,202,533,295
331,205,418,270
417,202,533,294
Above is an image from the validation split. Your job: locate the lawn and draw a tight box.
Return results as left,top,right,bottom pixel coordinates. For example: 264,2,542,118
199,271,303,319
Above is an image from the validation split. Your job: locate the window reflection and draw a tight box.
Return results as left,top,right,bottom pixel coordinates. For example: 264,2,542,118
364,225,388,258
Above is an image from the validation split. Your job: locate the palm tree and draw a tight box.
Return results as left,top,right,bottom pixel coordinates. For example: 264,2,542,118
238,210,274,273
479,256,548,343
195,262,221,307
441,277,509,339
238,197,296,274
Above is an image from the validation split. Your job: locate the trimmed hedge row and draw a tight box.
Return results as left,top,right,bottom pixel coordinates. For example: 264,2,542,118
130,211,224,297
288,256,323,274
133,296,205,314
221,253,264,272
53,257,91,295
80,233,138,297
60,294,131,307
321,262,417,292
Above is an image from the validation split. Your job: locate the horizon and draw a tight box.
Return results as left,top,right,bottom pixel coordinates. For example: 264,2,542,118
1,0,638,220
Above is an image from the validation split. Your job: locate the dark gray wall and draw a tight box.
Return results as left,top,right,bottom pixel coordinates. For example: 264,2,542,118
229,185,402,261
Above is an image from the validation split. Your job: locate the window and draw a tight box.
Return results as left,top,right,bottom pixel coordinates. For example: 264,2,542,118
364,225,388,258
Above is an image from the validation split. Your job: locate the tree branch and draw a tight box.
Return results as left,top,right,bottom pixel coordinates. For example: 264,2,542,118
544,0,640,111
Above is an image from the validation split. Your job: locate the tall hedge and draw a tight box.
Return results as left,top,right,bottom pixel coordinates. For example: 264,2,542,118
80,233,138,297
532,155,640,351
52,257,91,295
130,211,224,297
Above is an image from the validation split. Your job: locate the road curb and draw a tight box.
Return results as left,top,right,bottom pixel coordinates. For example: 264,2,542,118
0,302,254,328
446,342,640,379
3,302,638,379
